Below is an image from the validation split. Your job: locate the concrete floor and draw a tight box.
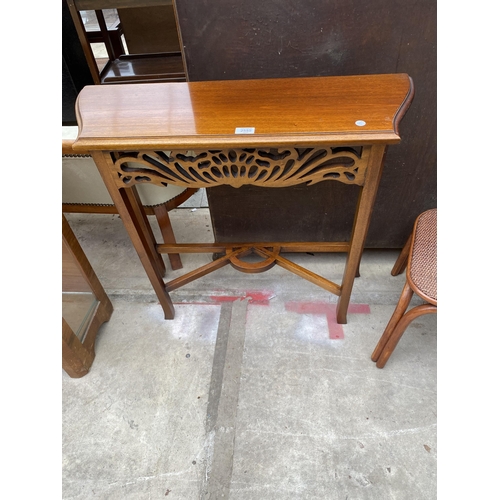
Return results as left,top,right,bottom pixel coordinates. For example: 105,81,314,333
62,198,437,499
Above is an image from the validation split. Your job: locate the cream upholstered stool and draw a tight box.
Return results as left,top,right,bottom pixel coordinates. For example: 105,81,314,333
371,208,437,368
62,127,198,271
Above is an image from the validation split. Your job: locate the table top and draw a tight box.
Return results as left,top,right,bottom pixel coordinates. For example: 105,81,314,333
73,73,414,151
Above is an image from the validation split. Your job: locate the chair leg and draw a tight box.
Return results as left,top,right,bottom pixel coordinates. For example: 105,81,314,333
391,235,412,276
373,301,437,368
153,204,183,271
371,280,414,363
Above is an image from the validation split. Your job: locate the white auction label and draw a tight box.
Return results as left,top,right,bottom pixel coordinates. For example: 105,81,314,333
235,127,255,134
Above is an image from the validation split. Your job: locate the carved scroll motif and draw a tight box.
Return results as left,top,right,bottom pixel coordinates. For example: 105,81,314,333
110,147,369,189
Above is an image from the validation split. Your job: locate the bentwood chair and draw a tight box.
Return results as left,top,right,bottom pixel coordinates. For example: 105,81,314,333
371,208,437,368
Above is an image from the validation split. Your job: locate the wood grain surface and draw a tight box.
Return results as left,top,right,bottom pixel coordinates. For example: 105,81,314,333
73,74,413,151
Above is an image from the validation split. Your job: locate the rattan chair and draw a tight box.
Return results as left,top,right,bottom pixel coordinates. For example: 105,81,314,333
371,208,437,368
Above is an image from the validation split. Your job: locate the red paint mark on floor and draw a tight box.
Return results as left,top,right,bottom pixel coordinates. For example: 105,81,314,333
285,301,370,339
209,290,274,305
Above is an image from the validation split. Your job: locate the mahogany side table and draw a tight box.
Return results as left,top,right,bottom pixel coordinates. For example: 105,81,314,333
72,74,414,323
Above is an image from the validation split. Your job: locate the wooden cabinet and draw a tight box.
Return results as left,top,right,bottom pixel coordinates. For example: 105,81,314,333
62,215,113,378
63,0,94,125
66,0,185,84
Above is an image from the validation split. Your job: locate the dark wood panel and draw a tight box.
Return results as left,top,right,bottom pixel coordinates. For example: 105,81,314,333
207,183,360,243
175,0,436,247
118,5,181,53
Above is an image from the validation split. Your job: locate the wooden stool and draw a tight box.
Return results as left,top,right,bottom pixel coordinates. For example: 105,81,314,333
371,208,437,368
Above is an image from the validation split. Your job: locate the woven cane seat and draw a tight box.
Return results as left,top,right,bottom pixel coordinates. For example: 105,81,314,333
408,208,437,305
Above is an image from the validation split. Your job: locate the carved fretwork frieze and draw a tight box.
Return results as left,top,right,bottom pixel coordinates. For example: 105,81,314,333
108,146,370,189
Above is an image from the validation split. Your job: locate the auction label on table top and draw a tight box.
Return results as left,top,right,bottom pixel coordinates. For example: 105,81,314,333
235,127,255,134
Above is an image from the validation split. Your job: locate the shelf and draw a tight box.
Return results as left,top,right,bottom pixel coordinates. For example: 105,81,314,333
100,52,185,84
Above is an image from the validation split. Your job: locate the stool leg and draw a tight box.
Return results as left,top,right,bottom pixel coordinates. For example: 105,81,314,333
374,303,437,368
371,280,414,362
153,204,183,271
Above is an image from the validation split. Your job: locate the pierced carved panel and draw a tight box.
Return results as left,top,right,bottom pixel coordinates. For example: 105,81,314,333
109,146,370,189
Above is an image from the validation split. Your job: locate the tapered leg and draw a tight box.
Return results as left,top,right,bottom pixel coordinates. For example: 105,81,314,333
371,280,414,362
122,186,166,277
374,303,437,368
92,151,175,319
153,204,183,271
337,145,387,324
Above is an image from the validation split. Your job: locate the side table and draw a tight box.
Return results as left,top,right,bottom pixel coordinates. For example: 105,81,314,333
72,74,414,324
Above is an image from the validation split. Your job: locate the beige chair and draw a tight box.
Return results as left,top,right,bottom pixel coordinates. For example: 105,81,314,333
62,127,197,270
371,208,437,368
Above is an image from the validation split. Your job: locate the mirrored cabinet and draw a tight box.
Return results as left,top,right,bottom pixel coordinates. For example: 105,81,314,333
62,215,113,377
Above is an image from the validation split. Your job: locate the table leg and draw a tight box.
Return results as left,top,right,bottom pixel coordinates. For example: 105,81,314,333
121,185,166,277
92,151,175,319
336,145,387,324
